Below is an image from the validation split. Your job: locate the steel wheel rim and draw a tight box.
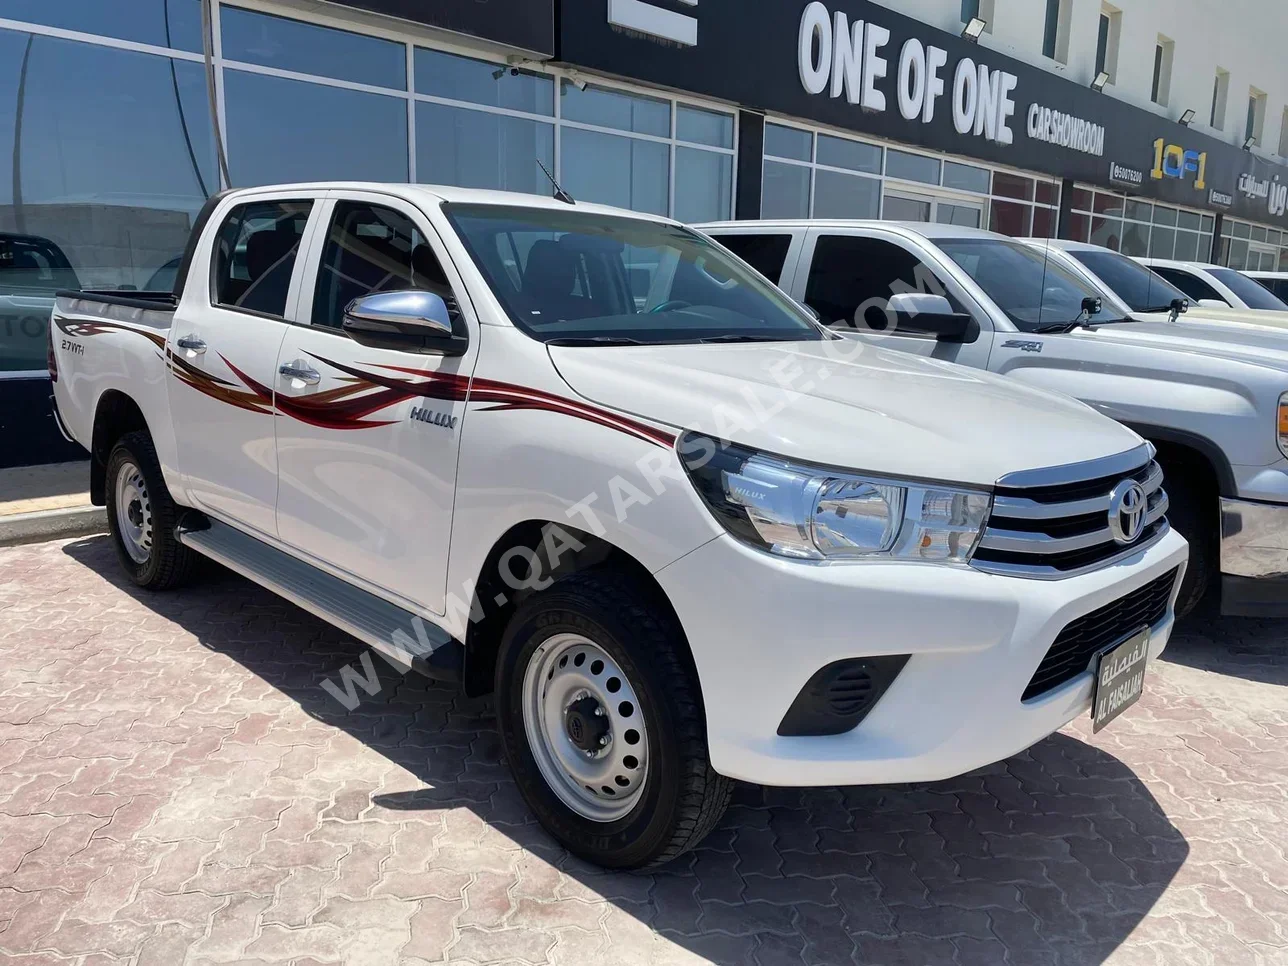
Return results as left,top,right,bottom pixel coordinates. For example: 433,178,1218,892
521,632,649,823
114,460,153,565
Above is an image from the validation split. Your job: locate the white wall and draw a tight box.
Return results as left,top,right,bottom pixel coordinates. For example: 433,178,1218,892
872,0,1288,160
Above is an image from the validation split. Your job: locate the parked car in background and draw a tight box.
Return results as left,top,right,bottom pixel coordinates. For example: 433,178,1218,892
699,218,1288,618
50,183,1187,868
1137,258,1288,312
1025,239,1288,330
0,233,81,373
1245,270,1288,304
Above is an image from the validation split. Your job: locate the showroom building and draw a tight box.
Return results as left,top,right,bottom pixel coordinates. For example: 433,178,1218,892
5,0,1288,465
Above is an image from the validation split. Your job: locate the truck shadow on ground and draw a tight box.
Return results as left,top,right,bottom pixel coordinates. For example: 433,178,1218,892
1159,595,1288,688
65,537,1189,966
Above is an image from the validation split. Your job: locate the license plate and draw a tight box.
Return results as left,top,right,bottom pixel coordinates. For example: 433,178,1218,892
1091,628,1150,733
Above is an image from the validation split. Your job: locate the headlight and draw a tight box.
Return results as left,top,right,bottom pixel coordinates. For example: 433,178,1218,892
680,433,990,563
1279,393,1288,458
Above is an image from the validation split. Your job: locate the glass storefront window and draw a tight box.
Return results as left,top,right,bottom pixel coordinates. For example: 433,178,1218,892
676,105,733,148
764,123,811,162
1173,230,1200,261
416,102,553,195
761,161,810,218
220,7,406,90
674,147,732,222
0,31,216,371
886,149,940,185
1032,206,1056,239
817,135,881,174
1153,205,1178,227
1177,211,1201,232
4,0,203,53
560,82,669,137
225,70,407,185
815,170,880,218
415,48,554,115
992,172,1034,201
990,201,1031,236
1035,181,1059,206
559,127,669,215
1120,221,1150,256
1149,226,1176,258
1124,199,1152,222
942,161,990,194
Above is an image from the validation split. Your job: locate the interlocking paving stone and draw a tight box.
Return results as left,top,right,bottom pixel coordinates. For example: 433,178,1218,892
1,535,1286,964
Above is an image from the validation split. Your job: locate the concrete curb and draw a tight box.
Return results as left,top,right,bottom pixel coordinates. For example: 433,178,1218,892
0,506,109,547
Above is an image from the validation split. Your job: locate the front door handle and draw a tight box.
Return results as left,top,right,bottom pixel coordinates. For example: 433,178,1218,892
279,360,321,386
176,335,206,354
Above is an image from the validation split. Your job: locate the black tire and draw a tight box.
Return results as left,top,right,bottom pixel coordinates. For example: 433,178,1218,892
1162,466,1216,618
104,430,196,591
495,568,733,869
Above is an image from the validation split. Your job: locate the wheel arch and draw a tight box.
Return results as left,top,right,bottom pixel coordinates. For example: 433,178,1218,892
1126,423,1234,497
89,390,153,506
460,519,695,699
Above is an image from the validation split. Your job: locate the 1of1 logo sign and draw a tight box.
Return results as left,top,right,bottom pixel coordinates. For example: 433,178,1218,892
1150,138,1207,190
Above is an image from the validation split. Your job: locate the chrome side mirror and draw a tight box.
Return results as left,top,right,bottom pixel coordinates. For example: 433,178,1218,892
341,290,466,355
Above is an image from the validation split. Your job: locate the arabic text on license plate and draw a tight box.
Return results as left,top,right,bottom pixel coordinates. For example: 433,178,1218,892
1092,628,1149,733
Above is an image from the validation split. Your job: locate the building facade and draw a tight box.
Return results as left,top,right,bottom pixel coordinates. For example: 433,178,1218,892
5,0,1288,464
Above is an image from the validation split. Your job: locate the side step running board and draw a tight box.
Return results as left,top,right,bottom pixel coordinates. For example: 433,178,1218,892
179,520,462,682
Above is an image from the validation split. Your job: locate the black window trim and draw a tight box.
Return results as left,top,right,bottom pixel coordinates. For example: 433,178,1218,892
207,194,318,323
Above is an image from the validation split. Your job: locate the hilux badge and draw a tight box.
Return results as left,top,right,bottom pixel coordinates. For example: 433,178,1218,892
410,406,457,430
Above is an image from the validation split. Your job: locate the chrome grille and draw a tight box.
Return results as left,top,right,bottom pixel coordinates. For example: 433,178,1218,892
972,444,1170,579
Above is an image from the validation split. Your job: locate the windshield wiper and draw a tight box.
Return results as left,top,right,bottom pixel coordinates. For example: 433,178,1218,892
1033,318,1092,333
545,335,647,346
694,333,789,344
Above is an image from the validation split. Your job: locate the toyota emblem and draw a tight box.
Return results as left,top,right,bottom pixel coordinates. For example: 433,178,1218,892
1107,480,1147,545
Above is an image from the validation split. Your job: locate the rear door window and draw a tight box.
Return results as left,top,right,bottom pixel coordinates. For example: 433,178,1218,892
711,233,794,285
211,200,312,317
1152,267,1225,304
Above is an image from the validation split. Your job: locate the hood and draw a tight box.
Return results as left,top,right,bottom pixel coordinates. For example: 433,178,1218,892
548,339,1142,488
1077,317,1288,370
1136,305,1288,331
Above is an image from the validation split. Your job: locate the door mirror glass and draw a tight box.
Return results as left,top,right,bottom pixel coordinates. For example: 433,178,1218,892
885,292,973,342
342,290,466,354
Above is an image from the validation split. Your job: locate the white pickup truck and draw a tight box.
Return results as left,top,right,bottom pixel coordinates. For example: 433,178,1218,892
700,219,1288,618
50,184,1186,868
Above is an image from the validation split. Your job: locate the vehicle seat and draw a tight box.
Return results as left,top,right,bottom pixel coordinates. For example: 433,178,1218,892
523,239,597,322
240,224,299,314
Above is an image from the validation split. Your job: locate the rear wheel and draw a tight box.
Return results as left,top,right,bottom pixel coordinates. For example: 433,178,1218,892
105,431,196,590
495,569,732,869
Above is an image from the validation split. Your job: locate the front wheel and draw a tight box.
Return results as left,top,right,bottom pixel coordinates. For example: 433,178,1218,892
495,569,732,869
105,431,196,590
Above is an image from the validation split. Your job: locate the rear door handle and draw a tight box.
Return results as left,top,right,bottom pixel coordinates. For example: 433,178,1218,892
279,361,321,386
176,335,206,354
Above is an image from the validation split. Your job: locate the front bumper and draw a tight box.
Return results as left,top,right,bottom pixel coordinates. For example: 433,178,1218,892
655,527,1189,787
1220,496,1288,615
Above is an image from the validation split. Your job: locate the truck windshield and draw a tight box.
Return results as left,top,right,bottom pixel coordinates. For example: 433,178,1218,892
444,204,822,345
1208,268,1288,311
1067,249,1187,312
936,238,1110,331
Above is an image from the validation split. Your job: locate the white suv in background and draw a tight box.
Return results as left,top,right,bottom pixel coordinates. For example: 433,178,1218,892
1245,270,1288,304
1137,257,1288,312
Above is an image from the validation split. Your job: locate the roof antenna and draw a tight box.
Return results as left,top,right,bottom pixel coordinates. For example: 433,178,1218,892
536,158,575,205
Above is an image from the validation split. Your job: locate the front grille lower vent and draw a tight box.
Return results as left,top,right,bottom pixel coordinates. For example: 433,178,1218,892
1022,568,1178,701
